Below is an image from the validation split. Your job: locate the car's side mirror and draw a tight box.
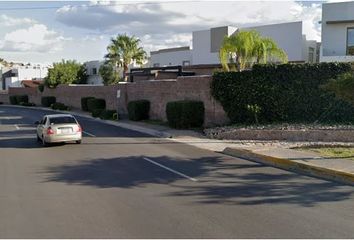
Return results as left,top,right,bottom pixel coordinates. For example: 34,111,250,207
34,121,40,125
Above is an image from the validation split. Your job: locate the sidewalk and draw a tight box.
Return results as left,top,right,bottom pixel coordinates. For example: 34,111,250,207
4,104,354,185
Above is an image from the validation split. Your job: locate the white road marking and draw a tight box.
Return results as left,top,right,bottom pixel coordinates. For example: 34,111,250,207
14,124,20,130
83,131,96,137
143,157,198,182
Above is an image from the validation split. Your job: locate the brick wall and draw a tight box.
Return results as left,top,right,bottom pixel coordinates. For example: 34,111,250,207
7,76,229,127
0,91,8,103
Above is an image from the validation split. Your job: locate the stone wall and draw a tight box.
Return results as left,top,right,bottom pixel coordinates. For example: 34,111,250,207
0,91,8,103
7,76,229,127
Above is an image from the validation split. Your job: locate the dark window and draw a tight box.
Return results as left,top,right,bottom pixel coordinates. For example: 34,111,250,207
49,116,77,124
347,27,354,55
92,68,97,75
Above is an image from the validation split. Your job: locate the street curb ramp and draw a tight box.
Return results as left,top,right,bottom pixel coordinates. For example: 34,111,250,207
223,147,354,186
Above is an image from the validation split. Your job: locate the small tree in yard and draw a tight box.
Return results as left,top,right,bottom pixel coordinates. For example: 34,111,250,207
99,63,121,85
45,60,88,88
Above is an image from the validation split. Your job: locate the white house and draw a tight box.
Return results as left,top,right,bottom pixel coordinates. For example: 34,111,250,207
192,26,237,65
243,21,318,63
3,65,48,90
84,60,104,85
320,1,354,62
149,21,319,67
150,46,192,67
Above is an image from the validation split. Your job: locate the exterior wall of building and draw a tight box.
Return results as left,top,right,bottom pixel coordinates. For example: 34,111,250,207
150,47,192,67
192,26,237,65
243,21,305,62
321,2,354,58
84,60,104,85
8,75,229,127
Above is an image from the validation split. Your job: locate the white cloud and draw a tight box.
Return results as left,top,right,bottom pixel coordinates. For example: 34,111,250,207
55,0,322,52
0,24,69,53
0,14,37,27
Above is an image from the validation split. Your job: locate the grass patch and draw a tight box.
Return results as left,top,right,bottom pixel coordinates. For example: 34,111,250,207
300,147,354,160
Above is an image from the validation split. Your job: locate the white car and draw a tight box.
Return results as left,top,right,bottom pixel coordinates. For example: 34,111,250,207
36,114,82,146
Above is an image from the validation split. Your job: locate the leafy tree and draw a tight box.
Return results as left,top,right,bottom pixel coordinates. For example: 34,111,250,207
324,72,354,106
104,34,146,81
219,30,288,71
45,60,87,88
99,63,121,85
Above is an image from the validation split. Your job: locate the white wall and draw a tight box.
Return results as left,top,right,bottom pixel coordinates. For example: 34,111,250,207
16,67,48,81
243,21,304,62
322,2,354,57
85,60,104,85
150,49,192,67
192,26,237,65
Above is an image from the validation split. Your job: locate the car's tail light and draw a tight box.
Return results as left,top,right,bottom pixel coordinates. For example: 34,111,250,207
77,125,82,133
47,127,55,135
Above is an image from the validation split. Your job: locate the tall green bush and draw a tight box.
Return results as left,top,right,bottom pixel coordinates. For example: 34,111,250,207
81,97,95,111
211,62,354,124
41,96,56,107
87,98,106,112
166,100,204,129
16,95,29,104
127,100,150,121
9,96,18,105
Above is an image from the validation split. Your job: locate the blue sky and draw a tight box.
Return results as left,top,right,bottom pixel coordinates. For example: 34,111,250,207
0,0,347,64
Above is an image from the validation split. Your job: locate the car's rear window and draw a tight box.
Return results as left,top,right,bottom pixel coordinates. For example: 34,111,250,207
49,116,77,124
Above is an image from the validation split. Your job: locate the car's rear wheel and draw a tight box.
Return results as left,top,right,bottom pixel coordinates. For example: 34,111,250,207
42,136,48,147
36,134,41,142
76,140,82,144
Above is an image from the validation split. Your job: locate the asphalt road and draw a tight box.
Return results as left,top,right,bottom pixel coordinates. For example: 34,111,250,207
0,105,354,238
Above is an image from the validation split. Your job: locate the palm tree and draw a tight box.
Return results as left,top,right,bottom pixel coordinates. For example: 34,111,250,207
104,34,146,81
219,30,287,72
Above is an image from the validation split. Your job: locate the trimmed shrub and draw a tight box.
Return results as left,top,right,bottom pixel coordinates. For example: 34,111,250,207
20,102,35,107
211,63,354,124
91,108,104,118
9,96,18,105
81,96,95,111
41,96,56,107
166,100,205,129
51,102,70,111
16,95,29,104
128,100,150,121
38,84,44,93
100,110,118,120
0,102,3,105
87,98,106,112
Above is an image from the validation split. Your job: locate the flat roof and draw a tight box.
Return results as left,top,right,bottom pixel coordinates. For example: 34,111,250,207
151,46,190,55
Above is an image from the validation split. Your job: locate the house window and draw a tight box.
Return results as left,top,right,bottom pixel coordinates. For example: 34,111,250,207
308,47,314,63
92,68,97,75
347,27,354,55
182,61,190,66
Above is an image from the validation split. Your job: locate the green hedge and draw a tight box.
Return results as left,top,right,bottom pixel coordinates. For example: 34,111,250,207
38,84,44,93
166,100,204,129
211,63,354,124
81,96,95,111
128,100,150,121
16,95,29,104
51,102,70,111
91,108,104,118
100,110,118,120
87,98,106,112
41,96,56,107
9,96,18,105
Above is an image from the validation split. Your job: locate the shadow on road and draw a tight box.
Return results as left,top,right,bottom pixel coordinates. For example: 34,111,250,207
42,156,354,207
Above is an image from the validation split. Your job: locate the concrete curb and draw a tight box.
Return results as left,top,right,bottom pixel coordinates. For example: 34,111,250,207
2,105,172,138
223,147,354,186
